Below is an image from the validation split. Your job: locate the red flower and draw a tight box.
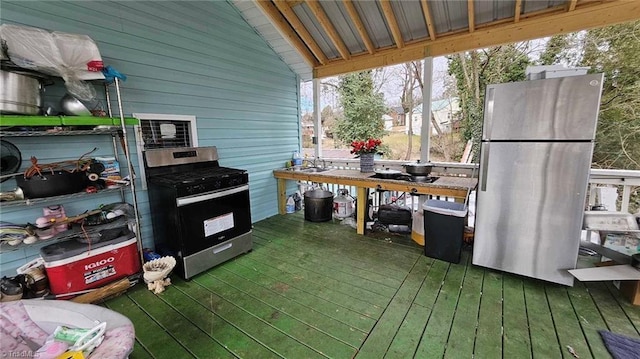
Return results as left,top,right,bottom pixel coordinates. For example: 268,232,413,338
350,138,382,156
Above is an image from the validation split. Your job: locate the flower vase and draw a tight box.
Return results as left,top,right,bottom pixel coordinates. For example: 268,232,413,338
359,153,375,173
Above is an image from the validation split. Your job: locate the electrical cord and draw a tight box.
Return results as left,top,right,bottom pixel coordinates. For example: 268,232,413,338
23,148,97,178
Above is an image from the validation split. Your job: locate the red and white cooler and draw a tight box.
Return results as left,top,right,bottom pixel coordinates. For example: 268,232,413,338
40,233,141,295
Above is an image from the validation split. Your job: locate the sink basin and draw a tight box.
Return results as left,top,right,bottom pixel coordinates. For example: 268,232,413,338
302,167,331,173
286,167,332,173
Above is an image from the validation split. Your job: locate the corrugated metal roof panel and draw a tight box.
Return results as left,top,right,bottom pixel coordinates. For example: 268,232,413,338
321,1,368,55
431,1,469,34
393,0,428,42
294,3,340,60
232,0,632,79
475,0,516,26
354,1,393,48
523,0,559,14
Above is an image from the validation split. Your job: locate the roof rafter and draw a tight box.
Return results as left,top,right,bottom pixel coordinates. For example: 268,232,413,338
567,0,578,12
305,0,352,60
314,0,640,78
272,0,329,65
380,0,404,48
420,0,436,41
514,0,522,22
468,0,475,32
342,0,375,54
254,0,319,67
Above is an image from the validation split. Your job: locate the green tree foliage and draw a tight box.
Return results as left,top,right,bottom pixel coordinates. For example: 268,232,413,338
334,71,386,147
320,105,338,139
579,21,640,170
447,45,531,160
539,34,570,65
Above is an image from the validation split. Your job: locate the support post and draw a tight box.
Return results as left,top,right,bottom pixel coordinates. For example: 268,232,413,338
356,186,367,235
277,179,287,215
313,79,322,159
420,57,433,162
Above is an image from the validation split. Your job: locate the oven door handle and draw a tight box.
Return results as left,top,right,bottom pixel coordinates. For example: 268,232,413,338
176,184,249,207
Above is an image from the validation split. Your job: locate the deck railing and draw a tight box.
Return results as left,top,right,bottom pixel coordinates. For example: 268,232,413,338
297,159,640,216
588,169,640,213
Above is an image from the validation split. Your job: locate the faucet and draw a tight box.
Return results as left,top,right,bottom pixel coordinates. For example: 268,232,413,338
311,157,326,168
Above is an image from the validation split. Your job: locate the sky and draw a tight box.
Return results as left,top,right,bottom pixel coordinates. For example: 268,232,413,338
300,56,449,114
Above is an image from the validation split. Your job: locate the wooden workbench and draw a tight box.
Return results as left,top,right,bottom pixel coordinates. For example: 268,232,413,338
273,168,478,235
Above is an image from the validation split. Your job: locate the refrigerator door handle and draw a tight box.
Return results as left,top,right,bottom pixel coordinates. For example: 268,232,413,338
480,143,489,192
483,88,495,139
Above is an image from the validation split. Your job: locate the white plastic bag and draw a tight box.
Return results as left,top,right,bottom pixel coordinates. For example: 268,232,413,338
0,24,104,101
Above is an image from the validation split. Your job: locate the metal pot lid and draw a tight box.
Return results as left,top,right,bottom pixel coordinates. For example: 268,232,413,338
403,161,433,167
375,169,401,174
0,66,54,84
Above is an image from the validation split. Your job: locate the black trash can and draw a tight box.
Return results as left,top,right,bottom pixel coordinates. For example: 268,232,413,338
423,199,467,263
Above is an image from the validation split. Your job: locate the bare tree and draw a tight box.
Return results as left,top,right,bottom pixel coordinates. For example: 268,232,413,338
400,61,423,160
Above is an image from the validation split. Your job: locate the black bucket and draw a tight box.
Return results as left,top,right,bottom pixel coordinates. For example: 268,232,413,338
304,189,333,222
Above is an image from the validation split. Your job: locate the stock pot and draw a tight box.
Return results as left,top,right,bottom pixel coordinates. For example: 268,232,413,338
403,161,433,176
0,70,42,115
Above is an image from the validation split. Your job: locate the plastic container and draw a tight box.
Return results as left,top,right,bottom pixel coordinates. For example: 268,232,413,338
40,232,140,295
94,156,120,176
293,192,302,211
286,196,295,214
411,211,424,246
304,190,333,222
423,200,467,263
292,151,302,167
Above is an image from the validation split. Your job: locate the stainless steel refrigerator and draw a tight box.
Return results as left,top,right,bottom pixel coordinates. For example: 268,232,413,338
472,73,604,286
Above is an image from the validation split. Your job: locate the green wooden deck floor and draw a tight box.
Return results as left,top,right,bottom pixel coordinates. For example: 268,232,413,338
105,213,640,358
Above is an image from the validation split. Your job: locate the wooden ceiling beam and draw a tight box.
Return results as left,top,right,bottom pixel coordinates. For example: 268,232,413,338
420,0,436,40
272,0,329,65
343,0,375,54
380,0,404,48
468,0,475,32
254,0,319,67
306,0,351,60
567,0,578,12
514,0,522,22
314,0,640,78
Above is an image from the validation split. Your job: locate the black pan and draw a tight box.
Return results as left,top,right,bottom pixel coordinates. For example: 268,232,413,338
16,171,87,198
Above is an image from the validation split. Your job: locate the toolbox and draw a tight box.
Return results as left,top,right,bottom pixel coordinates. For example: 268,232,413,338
40,232,140,295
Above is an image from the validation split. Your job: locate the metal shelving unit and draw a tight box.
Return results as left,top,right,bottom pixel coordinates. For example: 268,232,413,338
0,217,137,254
0,78,144,264
0,127,121,137
0,186,126,209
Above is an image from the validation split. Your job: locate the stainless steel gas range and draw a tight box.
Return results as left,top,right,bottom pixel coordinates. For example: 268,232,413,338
144,146,252,279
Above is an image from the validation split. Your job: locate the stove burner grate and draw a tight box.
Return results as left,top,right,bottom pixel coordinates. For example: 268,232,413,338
369,173,438,183
149,166,246,184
